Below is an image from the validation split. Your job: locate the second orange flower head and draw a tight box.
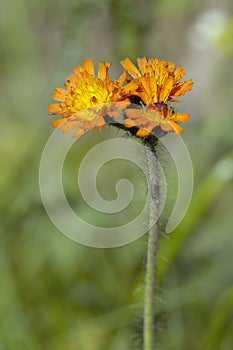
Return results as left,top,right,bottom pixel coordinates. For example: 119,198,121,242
120,57,193,135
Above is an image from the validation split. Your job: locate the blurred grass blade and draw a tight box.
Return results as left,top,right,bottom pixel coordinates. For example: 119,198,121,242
198,285,233,350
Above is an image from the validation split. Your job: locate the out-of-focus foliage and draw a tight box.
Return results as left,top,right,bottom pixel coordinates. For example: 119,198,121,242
0,0,233,349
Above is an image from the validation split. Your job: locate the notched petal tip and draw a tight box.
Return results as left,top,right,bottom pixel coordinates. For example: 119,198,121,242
83,58,95,75
120,58,140,78
98,61,111,80
48,103,61,112
173,113,190,122
52,87,67,102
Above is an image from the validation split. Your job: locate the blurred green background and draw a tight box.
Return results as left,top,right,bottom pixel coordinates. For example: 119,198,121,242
1,0,233,349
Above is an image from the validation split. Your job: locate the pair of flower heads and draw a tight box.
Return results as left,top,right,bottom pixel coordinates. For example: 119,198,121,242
48,57,193,138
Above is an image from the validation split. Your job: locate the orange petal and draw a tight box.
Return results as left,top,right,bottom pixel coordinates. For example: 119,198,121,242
168,121,183,134
138,77,153,105
59,120,79,133
48,103,61,112
124,118,137,128
52,87,67,102
149,121,159,131
82,117,105,130
115,101,130,110
72,120,94,135
137,57,148,75
147,75,158,102
171,79,193,97
72,68,82,79
120,58,140,78
66,72,78,83
159,76,174,102
121,80,141,95
160,122,173,132
140,76,149,92
173,66,185,81
172,113,190,122
117,70,127,87
124,123,135,128
98,61,110,80
50,117,67,127
73,63,84,74
166,61,176,73
83,58,95,75
125,108,145,119
168,97,181,103
108,111,121,118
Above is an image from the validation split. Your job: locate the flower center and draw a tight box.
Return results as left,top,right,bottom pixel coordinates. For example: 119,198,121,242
62,76,115,116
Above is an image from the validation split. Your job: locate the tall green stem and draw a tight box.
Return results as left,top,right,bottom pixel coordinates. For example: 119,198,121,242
143,144,160,350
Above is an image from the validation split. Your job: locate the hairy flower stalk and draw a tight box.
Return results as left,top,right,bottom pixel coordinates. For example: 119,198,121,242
48,57,193,350
144,144,160,350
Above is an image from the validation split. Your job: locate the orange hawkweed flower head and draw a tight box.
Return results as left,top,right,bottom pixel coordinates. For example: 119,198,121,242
119,57,193,135
120,57,193,104
48,58,126,136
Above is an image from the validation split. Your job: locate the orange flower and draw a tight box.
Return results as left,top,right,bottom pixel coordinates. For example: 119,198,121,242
119,57,192,136
48,59,127,137
124,102,190,136
120,57,193,104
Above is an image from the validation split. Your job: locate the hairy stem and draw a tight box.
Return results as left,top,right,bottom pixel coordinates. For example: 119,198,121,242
143,144,160,350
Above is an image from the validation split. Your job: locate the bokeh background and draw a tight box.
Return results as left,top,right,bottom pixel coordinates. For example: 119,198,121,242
1,0,233,349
